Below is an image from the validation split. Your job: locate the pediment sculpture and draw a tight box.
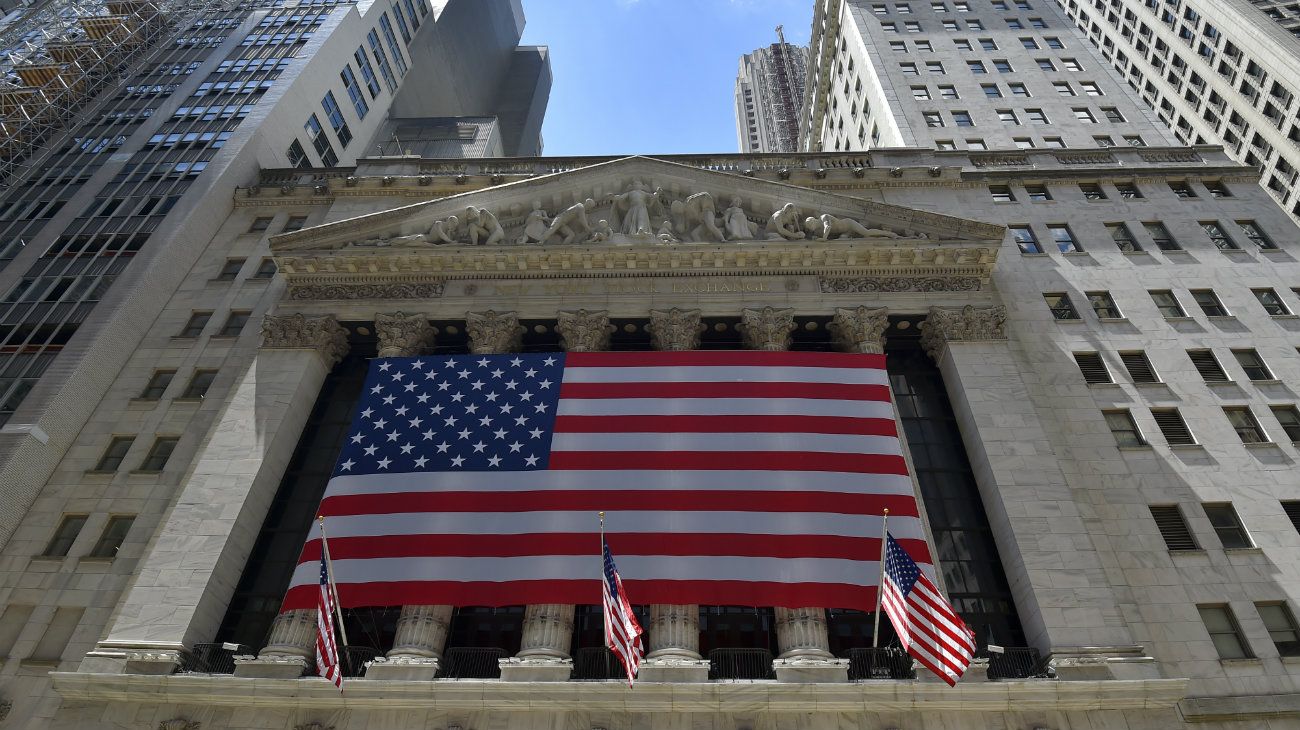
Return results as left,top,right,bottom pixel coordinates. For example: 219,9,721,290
341,180,919,251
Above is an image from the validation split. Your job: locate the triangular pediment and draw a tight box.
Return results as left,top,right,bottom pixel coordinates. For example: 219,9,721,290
270,156,1004,254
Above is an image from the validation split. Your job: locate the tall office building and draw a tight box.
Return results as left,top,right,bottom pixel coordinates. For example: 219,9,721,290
734,37,808,152
1055,0,1300,223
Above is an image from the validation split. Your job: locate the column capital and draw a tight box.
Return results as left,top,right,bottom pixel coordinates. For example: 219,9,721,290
556,309,613,353
375,311,435,357
829,306,889,354
261,314,349,367
466,310,524,354
740,307,797,351
919,305,1007,361
648,308,703,351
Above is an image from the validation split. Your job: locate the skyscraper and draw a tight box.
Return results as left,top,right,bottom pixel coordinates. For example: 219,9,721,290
734,33,808,153
1056,0,1300,223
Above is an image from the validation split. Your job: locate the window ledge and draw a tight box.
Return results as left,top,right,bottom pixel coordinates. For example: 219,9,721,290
29,555,65,563
172,397,204,404
1133,381,1168,387
1206,315,1238,322
1161,249,1191,254
1117,444,1153,451
19,659,61,670
207,335,239,341
1169,549,1207,556
1168,443,1205,450
77,556,115,564
1270,315,1300,320
1088,382,1122,388
127,398,160,407
1164,316,1195,322
1121,249,1150,256
1061,250,1090,256
1219,657,1262,666
1223,547,1264,555
1249,379,1283,386
1020,252,1050,257
1279,655,1300,664
1259,248,1286,255
207,278,238,285
1097,317,1130,324
1218,248,1249,255
169,336,199,342
1205,380,1240,387
1054,318,1085,323
1242,441,1279,449
82,470,115,478
129,470,163,476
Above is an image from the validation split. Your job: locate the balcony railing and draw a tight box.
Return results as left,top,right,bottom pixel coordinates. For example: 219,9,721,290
572,646,625,681
179,643,247,674
844,647,915,680
342,646,378,678
708,648,776,680
436,647,507,679
986,647,1055,680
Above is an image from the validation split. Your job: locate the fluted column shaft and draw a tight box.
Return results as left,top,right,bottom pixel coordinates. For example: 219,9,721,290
740,307,834,660
645,309,704,660
259,609,317,659
516,310,613,662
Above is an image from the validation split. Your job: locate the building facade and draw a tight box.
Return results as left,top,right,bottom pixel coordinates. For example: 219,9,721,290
735,40,808,153
1056,0,1300,223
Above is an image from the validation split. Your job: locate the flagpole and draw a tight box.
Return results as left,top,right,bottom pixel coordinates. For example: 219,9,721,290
318,516,351,649
872,508,890,649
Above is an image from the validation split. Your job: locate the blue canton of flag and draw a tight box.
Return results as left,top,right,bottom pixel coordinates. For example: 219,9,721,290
333,353,566,476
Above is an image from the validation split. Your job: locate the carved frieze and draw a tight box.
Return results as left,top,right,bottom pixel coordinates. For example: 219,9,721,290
288,282,444,301
919,305,1008,360
466,310,524,354
261,314,350,367
158,720,200,730
829,307,889,355
740,307,797,351
819,276,982,293
556,310,613,352
375,312,435,357
648,308,704,351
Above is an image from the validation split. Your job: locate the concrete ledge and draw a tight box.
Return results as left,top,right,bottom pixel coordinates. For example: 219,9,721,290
772,657,849,683
231,656,307,679
637,659,710,683
50,672,1189,713
363,656,438,681
497,657,572,682
1179,693,1300,722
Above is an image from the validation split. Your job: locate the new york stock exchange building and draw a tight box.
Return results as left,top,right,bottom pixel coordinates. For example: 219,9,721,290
12,147,1300,730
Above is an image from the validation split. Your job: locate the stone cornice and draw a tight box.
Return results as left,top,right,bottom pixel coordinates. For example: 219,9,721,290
49,672,1189,713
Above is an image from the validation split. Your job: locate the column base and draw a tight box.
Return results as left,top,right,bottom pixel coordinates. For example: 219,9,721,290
363,656,439,681
637,657,711,683
773,657,850,683
498,657,573,682
123,650,183,676
232,655,308,679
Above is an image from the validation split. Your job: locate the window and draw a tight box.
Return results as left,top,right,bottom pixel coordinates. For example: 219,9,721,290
1257,604,1300,656
88,516,134,558
1049,225,1079,253
1116,183,1142,199
1105,409,1145,446
286,139,310,169
966,138,986,150
1102,107,1125,122
1053,81,1075,96
935,139,956,150
1224,407,1269,444
179,312,211,337
1151,408,1196,445
1081,81,1103,96
1061,58,1082,71
997,109,1019,124
1080,184,1107,200
1044,292,1079,320
28,606,83,663
139,437,179,472
1025,185,1051,201
1205,181,1232,198
368,30,399,92
1108,223,1139,252
938,85,958,99
42,515,87,557
1191,290,1228,317
982,83,1002,98
1254,289,1291,316
1271,406,1300,441
1150,290,1186,318
354,47,382,99
912,86,930,100
967,60,987,74
979,38,997,50
340,64,370,120
1009,82,1029,96
1036,58,1054,71
248,217,272,233
1284,502,1300,533
1020,37,1038,49
253,259,277,279
1170,181,1197,198
1201,221,1238,250
1011,225,1041,253
215,258,244,282
990,185,1015,202
1150,505,1197,550
304,114,337,167
140,370,175,400
1232,349,1273,381
1188,350,1230,382
1087,291,1120,318
1143,222,1177,250
891,40,908,53
1123,135,1145,147
924,111,945,128
94,437,134,472
1026,108,1049,123
379,13,409,75
283,215,307,232
1204,503,1253,547
1073,108,1096,123
1093,135,1114,148
1236,220,1275,250
1119,351,1158,382
321,91,352,148
952,38,971,51
1013,138,1034,149
952,111,973,127
1075,352,1111,384
218,311,251,337
182,370,218,399
1199,605,1251,658
993,59,1013,73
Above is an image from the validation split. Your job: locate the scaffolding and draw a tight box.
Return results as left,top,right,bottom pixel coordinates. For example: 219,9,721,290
766,26,806,154
0,0,241,188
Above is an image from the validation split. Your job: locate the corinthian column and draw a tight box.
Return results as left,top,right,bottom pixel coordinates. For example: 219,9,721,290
501,311,611,681
365,312,449,680
830,306,889,355
740,307,849,683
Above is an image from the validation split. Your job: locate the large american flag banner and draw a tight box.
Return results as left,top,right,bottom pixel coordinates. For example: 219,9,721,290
282,351,935,611
881,534,975,686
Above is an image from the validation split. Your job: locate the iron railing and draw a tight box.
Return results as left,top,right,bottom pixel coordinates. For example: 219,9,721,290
844,647,915,680
986,647,1055,680
708,648,776,680
341,646,378,678
572,646,625,681
436,647,507,679
179,642,247,674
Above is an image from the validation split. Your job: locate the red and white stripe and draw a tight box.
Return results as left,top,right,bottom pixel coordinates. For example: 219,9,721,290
880,571,976,686
316,563,343,691
284,351,932,613
602,548,644,686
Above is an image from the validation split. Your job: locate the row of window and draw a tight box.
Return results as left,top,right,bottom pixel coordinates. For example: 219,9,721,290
1104,405,1296,448
1045,287,1298,323
1014,218,1276,254
248,214,306,234
40,514,135,560
891,35,1070,53
93,435,180,474
881,16,1052,32
998,178,1232,203
922,105,1124,126
900,56,1084,76
215,257,278,282
139,368,218,402
1076,346,1292,387
872,1,1038,14
177,310,254,339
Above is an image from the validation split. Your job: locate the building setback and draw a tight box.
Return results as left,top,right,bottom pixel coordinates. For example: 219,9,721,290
735,38,808,153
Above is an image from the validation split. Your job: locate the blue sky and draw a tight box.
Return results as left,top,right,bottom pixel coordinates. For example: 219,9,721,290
519,0,812,157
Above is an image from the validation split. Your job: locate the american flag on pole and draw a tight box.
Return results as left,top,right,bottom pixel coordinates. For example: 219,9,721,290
282,351,935,612
315,553,343,691
602,536,644,686
880,534,975,686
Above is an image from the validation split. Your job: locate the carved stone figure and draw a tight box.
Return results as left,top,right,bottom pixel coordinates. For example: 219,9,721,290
722,196,757,240
516,204,549,245
540,199,594,244
464,206,505,246
862,227,905,239
804,213,872,241
608,180,663,235
588,219,614,242
349,235,394,248
655,220,679,243
766,203,806,240
672,191,725,242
